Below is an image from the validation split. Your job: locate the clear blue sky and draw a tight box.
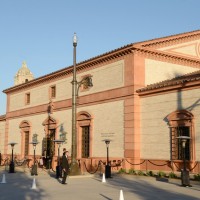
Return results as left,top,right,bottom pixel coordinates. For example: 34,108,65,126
0,0,200,115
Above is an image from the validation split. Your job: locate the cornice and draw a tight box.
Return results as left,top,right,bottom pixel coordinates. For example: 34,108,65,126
135,29,200,48
3,30,200,94
132,47,200,67
3,44,133,94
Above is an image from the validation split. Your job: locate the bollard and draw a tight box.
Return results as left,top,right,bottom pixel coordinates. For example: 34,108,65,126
102,173,106,183
119,190,124,200
1,174,6,184
31,177,37,189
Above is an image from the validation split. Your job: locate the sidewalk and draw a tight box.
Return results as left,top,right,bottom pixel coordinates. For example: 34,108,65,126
0,167,200,200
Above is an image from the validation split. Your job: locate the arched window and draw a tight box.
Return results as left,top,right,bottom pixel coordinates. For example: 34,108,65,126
77,112,92,158
167,110,194,161
19,120,31,157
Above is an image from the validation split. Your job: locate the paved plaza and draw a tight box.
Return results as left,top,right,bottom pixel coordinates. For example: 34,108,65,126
0,167,200,200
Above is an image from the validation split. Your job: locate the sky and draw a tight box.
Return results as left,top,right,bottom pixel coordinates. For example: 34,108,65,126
0,0,200,115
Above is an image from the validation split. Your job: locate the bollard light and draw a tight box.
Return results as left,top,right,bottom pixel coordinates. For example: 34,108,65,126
177,136,191,187
103,139,112,178
8,142,17,173
30,134,39,176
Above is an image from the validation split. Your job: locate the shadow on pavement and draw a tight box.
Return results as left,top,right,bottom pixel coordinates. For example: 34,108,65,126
100,174,200,200
0,170,48,200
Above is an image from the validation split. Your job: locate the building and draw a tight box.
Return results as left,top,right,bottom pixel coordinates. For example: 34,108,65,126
137,70,200,173
0,30,200,173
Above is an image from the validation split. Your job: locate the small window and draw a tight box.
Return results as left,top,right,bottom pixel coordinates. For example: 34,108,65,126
50,86,56,98
25,93,30,104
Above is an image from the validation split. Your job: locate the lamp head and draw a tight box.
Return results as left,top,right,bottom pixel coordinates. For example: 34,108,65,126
30,141,39,150
8,142,17,149
73,33,78,46
86,76,93,87
53,139,64,145
103,139,111,147
177,136,191,148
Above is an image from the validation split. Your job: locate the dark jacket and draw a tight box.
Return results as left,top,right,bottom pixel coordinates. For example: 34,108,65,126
61,154,69,172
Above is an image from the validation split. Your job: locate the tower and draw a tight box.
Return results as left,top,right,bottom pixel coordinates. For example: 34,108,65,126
14,61,34,85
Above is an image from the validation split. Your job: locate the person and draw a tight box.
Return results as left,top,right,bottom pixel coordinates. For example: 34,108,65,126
61,151,69,184
60,148,67,178
63,148,66,153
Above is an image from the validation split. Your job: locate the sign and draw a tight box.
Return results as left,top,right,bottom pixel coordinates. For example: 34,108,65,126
101,133,115,138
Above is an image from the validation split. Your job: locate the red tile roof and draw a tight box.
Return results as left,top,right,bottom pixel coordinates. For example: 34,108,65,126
137,70,200,93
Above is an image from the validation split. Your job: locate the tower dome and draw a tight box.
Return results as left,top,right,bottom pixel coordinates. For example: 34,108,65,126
14,61,34,85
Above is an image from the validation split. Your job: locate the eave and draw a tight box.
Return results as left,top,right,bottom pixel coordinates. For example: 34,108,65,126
3,44,133,94
0,114,6,121
137,72,200,96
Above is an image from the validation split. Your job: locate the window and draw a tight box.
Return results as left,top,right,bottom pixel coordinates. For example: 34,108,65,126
25,93,30,104
24,131,29,156
172,127,190,160
77,112,92,158
50,85,56,98
167,110,194,161
82,126,90,158
19,120,31,158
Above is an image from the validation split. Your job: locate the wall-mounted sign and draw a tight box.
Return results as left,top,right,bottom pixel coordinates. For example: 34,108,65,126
101,133,115,138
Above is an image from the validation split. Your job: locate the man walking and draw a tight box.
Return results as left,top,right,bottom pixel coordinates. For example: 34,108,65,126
61,151,69,184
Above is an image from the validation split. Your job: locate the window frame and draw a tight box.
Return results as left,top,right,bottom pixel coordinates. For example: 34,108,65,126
167,110,194,161
81,126,90,158
49,85,56,99
25,92,30,105
24,131,29,156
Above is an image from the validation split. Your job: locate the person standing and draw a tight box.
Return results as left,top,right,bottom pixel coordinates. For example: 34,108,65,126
60,148,67,178
61,151,69,184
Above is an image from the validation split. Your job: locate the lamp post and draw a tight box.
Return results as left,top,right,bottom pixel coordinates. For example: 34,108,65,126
70,33,93,175
8,142,17,173
177,136,191,187
53,139,64,178
103,139,111,178
30,133,39,176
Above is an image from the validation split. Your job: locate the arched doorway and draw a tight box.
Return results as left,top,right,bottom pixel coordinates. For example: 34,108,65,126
42,115,57,168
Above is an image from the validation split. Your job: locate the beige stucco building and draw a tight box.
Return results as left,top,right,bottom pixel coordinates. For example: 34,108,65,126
0,30,200,173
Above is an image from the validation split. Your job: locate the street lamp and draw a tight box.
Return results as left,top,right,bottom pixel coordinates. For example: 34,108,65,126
70,33,93,175
53,139,64,178
8,142,17,173
30,133,39,176
177,136,191,187
30,141,39,176
103,139,111,178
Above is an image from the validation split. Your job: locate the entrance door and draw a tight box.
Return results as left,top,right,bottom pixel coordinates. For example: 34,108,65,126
43,129,55,169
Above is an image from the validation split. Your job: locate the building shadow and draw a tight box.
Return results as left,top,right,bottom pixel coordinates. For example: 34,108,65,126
0,170,48,200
